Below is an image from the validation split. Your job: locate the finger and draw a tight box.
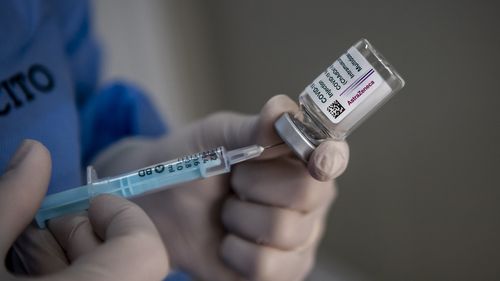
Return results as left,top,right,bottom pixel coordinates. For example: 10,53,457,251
207,94,298,151
231,157,335,213
11,225,68,275
308,140,349,181
87,195,163,241
48,213,101,261
159,112,258,156
222,197,317,251
0,140,51,258
254,95,299,159
162,95,298,157
220,234,313,281
53,194,169,281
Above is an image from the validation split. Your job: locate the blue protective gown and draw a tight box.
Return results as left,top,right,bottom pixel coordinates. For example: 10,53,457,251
0,1,188,280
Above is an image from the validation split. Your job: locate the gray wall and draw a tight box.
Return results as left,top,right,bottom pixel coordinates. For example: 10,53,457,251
95,1,500,280
94,0,222,126
206,1,500,280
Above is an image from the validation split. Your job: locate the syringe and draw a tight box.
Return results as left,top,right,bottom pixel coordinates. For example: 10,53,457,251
35,144,270,228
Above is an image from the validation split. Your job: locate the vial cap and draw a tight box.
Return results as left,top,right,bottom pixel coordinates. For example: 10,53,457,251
274,113,317,162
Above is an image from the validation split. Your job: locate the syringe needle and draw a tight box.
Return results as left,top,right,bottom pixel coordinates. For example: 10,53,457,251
263,142,285,150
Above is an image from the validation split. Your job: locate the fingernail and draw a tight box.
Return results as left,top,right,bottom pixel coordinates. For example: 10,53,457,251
7,139,36,170
310,141,347,181
314,152,335,181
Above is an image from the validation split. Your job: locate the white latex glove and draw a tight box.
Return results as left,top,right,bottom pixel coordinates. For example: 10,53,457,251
93,95,349,281
1,140,169,281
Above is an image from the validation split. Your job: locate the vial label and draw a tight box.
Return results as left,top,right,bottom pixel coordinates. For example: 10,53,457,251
305,47,391,124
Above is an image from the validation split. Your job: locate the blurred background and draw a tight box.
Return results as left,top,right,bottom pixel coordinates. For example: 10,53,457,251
93,0,500,280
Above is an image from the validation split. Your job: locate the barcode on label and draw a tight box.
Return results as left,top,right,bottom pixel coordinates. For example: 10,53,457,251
327,100,345,119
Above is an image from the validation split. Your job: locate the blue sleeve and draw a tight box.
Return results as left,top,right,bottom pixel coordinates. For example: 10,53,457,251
51,0,167,166
79,81,167,165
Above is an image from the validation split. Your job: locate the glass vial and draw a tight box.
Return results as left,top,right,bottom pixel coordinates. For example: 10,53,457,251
275,38,405,161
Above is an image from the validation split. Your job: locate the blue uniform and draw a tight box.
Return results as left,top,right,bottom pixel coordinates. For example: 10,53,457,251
1,1,188,280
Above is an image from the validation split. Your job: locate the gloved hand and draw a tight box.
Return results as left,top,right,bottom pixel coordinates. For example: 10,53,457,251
93,95,349,281
1,140,169,281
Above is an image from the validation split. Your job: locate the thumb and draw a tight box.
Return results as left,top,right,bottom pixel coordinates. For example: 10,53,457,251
0,140,51,259
171,95,298,158
254,95,299,159
49,194,169,281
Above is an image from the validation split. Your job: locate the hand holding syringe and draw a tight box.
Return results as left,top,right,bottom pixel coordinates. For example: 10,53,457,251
35,144,280,227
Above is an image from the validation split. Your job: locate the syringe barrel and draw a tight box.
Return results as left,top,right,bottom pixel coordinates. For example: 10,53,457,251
35,185,92,228
35,147,231,228
106,146,231,195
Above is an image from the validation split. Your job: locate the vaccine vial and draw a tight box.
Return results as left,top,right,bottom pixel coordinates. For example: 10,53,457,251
275,38,405,161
